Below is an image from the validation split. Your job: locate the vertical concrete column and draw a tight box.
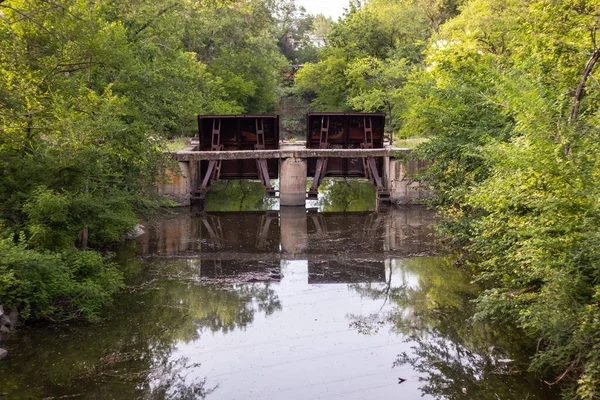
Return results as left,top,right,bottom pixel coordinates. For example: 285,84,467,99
383,156,391,190
387,158,406,204
280,157,307,207
188,160,201,192
280,206,308,254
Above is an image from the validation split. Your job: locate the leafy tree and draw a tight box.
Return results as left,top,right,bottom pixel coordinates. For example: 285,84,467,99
294,0,441,131
0,0,288,322
294,47,352,110
311,14,333,38
274,0,320,63
294,0,600,396
346,56,410,131
0,236,123,320
398,0,600,397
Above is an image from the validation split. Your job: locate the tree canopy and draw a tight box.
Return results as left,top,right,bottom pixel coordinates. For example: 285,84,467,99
0,0,290,321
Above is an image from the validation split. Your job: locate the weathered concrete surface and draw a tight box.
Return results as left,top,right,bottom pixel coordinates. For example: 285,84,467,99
279,158,307,206
385,158,432,205
173,146,406,161
158,161,192,206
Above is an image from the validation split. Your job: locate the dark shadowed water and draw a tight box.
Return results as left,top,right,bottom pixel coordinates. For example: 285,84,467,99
0,202,558,399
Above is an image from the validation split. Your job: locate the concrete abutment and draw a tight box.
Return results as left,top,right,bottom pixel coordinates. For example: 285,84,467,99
158,161,192,206
384,157,431,205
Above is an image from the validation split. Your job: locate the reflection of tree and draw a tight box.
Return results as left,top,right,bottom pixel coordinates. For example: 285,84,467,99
242,283,282,316
190,283,282,334
347,257,557,399
147,356,218,400
350,260,395,305
393,326,553,400
204,181,277,211
318,178,376,212
348,260,398,334
0,259,282,398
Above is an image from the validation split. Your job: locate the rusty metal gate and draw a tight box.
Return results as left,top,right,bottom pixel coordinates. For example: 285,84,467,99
306,112,389,201
192,115,280,200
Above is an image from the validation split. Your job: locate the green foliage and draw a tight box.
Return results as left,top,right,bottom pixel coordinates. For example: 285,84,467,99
0,236,123,320
275,1,324,63
466,124,600,397
346,56,411,131
350,257,554,399
293,0,600,396
294,49,352,111
293,0,456,132
0,254,281,398
0,0,290,323
394,0,600,397
317,179,376,212
183,1,288,114
401,39,515,206
204,181,276,211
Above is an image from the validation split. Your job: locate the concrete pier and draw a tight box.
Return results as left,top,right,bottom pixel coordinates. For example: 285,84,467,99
279,157,307,206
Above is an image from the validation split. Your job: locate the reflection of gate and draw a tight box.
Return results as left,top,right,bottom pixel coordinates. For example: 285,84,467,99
308,260,386,284
306,113,389,202
200,212,280,253
363,213,385,249
306,212,387,253
201,215,224,250
192,115,279,200
256,214,277,250
309,213,327,236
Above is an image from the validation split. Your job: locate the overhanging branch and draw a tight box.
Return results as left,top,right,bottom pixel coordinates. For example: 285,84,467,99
133,4,178,37
570,29,600,122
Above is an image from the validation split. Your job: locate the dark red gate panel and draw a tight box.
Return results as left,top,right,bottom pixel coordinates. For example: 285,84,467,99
306,112,385,177
197,115,279,180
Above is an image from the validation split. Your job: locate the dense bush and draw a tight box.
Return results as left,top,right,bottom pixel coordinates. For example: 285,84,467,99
0,236,123,320
403,1,600,397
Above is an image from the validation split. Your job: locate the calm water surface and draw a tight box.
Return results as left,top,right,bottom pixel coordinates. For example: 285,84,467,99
0,204,558,399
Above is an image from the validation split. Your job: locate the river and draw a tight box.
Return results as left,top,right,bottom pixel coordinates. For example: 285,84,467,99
0,181,558,399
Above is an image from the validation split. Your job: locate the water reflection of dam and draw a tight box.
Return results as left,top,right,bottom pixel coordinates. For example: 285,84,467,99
137,207,436,284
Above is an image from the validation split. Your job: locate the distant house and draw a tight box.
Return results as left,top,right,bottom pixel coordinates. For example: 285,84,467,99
307,34,326,48
285,32,327,51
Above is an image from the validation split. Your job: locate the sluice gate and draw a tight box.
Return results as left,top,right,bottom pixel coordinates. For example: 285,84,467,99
192,115,280,201
174,113,426,207
305,112,389,201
